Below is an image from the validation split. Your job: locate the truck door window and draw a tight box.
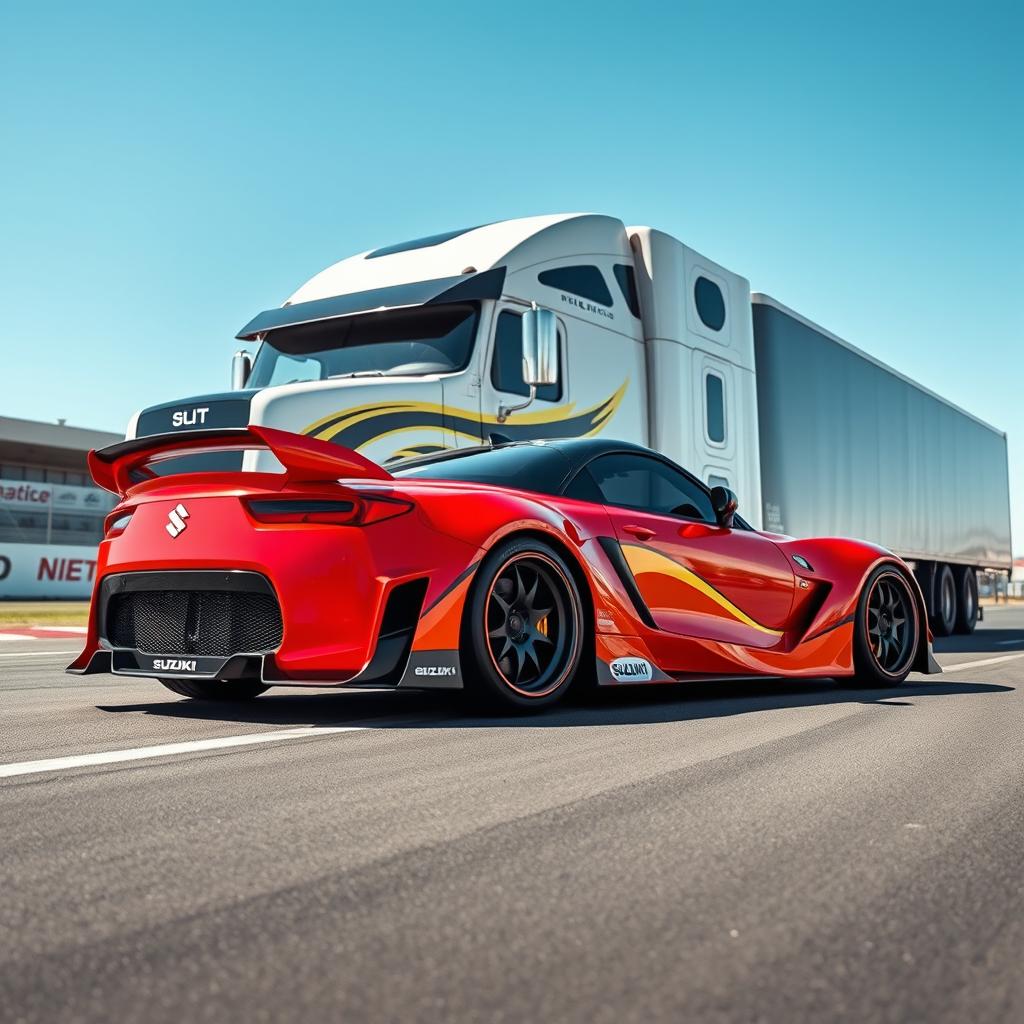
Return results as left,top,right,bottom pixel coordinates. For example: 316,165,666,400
613,264,641,317
572,453,715,522
705,372,726,443
694,276,726,331
538,266,613,307
490,311,562,401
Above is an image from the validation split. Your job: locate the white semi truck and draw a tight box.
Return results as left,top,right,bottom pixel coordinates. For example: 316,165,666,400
129,214,1013,635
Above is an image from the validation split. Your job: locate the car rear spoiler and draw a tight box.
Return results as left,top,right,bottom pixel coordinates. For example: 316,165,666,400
88,425,392,496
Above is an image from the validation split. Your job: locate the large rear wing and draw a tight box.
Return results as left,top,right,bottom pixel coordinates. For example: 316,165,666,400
88,426,391,497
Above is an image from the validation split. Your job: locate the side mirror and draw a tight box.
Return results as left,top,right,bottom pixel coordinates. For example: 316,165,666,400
521,305,558,387
710,485,739,528
231,350,252,391
497,305,558,423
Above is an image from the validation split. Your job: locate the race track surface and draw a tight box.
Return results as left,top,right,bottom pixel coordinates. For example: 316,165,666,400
2,609,1023,1023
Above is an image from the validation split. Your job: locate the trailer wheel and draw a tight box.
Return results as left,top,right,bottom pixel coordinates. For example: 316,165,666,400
930,563,957,637
953,566,978,634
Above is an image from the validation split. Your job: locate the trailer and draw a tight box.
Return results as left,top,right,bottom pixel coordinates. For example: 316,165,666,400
750,295,1012,634
127,214,1012,635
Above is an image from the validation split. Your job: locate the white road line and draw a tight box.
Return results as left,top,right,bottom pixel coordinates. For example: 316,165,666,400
937,653,1024,673
0,650,76,659
0,725,369,779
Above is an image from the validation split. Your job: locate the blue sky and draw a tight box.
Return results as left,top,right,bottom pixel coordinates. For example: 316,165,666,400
1,1,1021,549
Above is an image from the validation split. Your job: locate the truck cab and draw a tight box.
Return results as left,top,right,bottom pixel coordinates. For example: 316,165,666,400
128,214,763,525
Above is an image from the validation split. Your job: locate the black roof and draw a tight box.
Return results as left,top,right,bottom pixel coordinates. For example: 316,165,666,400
539,436,652,465
390,437,656,496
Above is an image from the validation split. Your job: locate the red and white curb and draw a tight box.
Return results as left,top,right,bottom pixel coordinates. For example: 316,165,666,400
0,626,88,641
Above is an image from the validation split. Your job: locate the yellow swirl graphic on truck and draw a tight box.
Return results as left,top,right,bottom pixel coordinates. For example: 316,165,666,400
303,382,628,459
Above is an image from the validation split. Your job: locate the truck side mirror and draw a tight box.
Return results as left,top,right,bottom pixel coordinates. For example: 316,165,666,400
497,305,559,423
710,485,739,528
522,305,558,387
232,350,252,391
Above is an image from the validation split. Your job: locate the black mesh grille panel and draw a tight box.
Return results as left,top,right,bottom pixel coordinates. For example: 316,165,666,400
106,590,282,657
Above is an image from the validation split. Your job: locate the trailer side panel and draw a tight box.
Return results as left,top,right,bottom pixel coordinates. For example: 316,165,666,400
752,300,1012,569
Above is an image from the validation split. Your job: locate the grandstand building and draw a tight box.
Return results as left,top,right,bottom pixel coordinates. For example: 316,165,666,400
0,416,121,598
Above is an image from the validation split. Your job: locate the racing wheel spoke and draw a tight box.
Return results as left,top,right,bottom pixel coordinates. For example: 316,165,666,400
523,638,541,674
523,572,540,611
531,625,554,647
512,566,527,606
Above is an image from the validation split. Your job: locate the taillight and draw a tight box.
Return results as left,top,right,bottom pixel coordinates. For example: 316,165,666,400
245,499,359,525
104,510,133,537
244,495,413,526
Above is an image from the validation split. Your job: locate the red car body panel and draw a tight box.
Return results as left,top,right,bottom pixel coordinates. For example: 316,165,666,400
69,428,938,690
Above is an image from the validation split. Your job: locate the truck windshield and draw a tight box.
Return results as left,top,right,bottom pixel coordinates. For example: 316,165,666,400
248,303,479,387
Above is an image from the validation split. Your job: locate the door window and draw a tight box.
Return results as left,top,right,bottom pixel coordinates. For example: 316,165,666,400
705,371,726,444
570,453,715,522
694,276,726,331
490,311,562,401
537,265,613,307
613,264,640,318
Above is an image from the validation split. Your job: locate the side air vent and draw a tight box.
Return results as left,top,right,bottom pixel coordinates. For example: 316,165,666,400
361,578,430,685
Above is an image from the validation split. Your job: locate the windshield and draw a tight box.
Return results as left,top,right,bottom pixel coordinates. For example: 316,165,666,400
248,303,479,387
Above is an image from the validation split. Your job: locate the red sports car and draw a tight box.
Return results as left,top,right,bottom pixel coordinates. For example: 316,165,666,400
69,427,940,709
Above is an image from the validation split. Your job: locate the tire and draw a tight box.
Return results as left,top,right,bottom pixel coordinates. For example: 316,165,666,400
851,565,921,687
463,537,585,711
953,566,978,635
930,563,957,638
159,678,270,701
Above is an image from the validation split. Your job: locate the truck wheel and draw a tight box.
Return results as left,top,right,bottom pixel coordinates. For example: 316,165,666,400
953,566,978,634
931,563,957,637
852,566,920,687
159,678,270,701
463,537,584,711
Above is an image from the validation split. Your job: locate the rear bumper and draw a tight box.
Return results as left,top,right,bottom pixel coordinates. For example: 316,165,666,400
69,564,433,687
68,646,417,687
68,647,262,680
66,497,474,686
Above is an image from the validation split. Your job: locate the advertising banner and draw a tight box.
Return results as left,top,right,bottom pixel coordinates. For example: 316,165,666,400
0,543,99,599
0,479,113,513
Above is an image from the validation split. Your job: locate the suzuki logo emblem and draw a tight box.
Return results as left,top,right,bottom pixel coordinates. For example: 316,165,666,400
166,503,190,538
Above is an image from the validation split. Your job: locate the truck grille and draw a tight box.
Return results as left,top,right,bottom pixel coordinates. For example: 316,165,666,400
106,589,283,657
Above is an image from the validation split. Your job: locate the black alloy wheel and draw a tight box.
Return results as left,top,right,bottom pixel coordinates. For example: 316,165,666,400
852,566,920,687
465,537,584,710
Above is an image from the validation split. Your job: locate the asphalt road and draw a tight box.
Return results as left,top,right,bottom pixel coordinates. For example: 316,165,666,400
2,610,1024,1023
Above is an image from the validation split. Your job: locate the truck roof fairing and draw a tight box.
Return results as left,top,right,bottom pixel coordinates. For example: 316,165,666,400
236,266,507,341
